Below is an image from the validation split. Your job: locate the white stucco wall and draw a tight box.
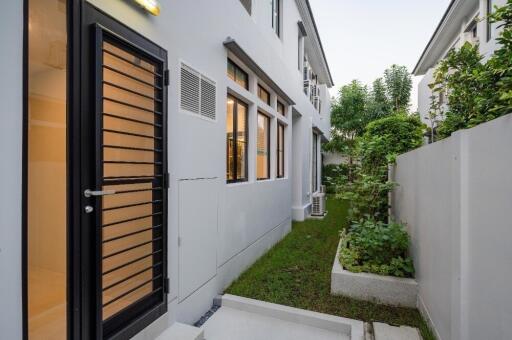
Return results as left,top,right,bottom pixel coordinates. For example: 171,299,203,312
0,1,23,339
391,113,512,340
0,0,331,337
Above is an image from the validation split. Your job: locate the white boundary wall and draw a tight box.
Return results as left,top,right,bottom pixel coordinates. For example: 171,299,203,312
391,113,512,340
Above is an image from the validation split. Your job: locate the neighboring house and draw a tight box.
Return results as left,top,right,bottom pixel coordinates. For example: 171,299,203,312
0,0,332,339
414,0,506,127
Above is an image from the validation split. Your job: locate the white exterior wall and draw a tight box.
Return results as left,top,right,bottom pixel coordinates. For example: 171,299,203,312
416,0,506,125
391,113,512,340
0,0,332,338
0,2,23,339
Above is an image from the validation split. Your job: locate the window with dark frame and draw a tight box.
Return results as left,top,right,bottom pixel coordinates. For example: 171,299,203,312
257,112,271,180
227,95,249,183
487,0,494,42
277,101,286,116
227,59,249,90
272,0,280,37
258,84,271,105
277,123,285,178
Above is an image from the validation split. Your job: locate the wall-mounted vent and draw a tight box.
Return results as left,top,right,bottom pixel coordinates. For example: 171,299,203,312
200,77,216,120
180,63,217,120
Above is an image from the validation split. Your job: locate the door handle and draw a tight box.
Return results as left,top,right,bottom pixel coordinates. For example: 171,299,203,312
84,189,116,198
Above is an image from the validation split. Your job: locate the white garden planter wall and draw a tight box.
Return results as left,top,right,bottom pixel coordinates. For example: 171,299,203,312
331,239,418,308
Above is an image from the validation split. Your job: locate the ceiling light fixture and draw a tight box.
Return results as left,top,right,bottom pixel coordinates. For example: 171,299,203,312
134,0,161,16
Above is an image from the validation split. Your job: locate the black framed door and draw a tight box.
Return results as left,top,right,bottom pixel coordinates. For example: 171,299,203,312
80,4,169,339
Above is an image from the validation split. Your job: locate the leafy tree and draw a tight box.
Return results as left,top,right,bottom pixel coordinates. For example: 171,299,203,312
430,43,490,138
330,80,369,143
384,65,413,112
367,78,392,120
486,0,512,116
326,80,369,176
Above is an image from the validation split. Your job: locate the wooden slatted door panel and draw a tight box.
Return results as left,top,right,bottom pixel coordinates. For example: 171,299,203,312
94,28,168,338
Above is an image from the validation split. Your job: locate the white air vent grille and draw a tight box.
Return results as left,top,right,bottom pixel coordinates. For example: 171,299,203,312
200,77,216,120
180,65,200,114
180,63,216,120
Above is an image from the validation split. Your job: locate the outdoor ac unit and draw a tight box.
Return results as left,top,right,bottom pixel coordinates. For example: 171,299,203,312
311,192,326,217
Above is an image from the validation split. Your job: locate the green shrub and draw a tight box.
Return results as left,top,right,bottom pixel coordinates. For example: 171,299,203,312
339,220,414,278
323,163,352,194
337,169,396,223
359,114,425,174
337,114,425,222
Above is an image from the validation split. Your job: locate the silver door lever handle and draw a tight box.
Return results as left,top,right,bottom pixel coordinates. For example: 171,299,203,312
84,189,116,198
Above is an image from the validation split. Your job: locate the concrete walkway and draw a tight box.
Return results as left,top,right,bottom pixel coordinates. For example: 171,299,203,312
155,295,422,340
200,295,364,340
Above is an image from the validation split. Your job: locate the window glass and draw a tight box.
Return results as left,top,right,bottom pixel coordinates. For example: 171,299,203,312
277,101,285,116
257,113,270,180
258,85,271,105
28,0,68,338
227,95,248,182
272,0,280,36
277,123,285,178
226,97,235,181
227,59,248,90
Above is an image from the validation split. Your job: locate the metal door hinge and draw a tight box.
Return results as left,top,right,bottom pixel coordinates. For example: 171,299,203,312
164,69,170,86
164,278,170,294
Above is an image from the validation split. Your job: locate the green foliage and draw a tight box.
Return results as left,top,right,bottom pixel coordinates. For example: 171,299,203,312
486,0,512,116
337,169,396,222
336,115,425,222
430,0,512,138
322,164,351,194
329,80,370,149
339,221,414,278
384,65,413,112
366,78,392,120
359,114,425,173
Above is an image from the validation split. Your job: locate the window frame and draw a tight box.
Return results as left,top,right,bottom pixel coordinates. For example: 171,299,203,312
227,58,249,90
277,100,286,117
487,0,494,42
277,122,285,179
272,0,281,37
227,95,249,183
256,111,271,181
258,84,271,106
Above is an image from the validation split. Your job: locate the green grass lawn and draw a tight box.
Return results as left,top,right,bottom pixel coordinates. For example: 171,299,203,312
226,197,435,340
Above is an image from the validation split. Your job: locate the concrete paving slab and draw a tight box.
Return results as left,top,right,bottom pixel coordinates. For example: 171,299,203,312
201,294,365,340
373,322,422,340
202,306,349,340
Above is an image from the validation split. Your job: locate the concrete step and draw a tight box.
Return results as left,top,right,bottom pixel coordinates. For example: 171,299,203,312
373,322,422,340
156,322,204,340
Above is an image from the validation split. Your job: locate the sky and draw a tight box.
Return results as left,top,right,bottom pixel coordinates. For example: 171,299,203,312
308,0,452,111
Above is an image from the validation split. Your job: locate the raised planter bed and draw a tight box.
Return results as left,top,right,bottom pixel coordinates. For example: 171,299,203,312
331,238,418,308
